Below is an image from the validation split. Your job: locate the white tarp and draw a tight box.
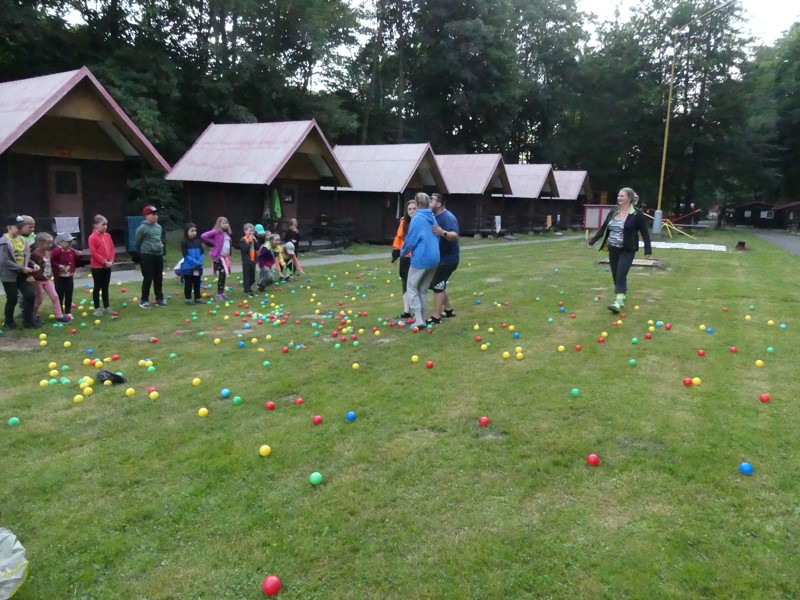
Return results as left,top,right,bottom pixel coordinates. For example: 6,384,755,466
0,529,27,600
643,241,727,252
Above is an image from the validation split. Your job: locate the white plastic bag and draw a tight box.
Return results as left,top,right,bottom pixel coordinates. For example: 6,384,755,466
0,528,28,599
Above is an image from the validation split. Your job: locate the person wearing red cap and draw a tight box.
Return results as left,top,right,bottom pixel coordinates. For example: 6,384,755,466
134,205,166,308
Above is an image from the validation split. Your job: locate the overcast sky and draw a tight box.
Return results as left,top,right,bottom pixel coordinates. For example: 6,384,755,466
577,0,798,45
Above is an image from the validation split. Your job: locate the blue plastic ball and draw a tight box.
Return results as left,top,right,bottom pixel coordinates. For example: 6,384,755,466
345,411,357,422
86,349,94,355
220,388,231,398
476,300,481,305
739,462,754,475
559,307,566,313
513,332,520,339
706,328,714,335
237,341,245,348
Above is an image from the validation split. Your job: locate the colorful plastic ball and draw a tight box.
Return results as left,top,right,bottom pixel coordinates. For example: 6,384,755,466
265,401,276,411
502,352,510,360
214,338,221,345
8,416,21,427
730,346,738,354
232,396,243,406
739,462,754,476
645,333,652,340
692,377,702,386
480,344,488,351
575,345,582,352
665,323,672,331
262,575,281,596
570,388,580,397
631,338,639,345
192,378,202,387
513,332,520,339
478,416,490,427
628,359,637,367
352,363,360,370
259,445,272,457
698,324,706,331
198,407,209,417
125,387,136,397
697,349,706,357
767,319,775,326
309,472,323,486
755,359,765,367
149,391,159,400
346,411,357,422
220,388,231,398
586,454,600,467
683,377,693,387
237,341,245,348
169,353,177,360
411,355,419,363
706,328,714,334
780,323,787,329
295,397,304,405
745,315,752,321
515,352,524,360
759,393,770,404
312,415,323,425
73,394,84,403
426,361,434,369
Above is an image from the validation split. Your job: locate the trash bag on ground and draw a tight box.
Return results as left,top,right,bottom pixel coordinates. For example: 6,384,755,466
0,528,28,600
97,370,126,385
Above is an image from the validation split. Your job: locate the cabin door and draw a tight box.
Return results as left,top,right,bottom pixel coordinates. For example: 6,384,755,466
48,165,84,245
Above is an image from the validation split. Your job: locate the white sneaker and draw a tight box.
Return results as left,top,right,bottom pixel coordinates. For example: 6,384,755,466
93,308,104,317
104,307,114,315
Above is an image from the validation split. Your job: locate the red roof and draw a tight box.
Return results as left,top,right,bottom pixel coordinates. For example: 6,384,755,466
435,154,512,195
505,164,559,198
333,143,447,193
553,170,591,200
167,120,349,186
774,201,800,211
0,67,169,172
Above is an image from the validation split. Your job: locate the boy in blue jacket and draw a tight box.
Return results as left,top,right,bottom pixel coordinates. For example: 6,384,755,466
180,223,204,304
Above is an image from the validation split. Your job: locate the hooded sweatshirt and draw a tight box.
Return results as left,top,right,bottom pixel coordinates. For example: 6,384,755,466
0,233,32,282
400,208,440,269
180,223,204,274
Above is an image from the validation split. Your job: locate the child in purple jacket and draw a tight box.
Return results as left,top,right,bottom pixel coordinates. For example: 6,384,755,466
201,216,232,301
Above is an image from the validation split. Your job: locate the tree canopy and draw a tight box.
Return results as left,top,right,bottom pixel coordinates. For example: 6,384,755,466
1,0,798,209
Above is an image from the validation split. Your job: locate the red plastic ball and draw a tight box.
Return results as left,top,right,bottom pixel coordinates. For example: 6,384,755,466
294,397,304,405
697,349,705,357
262,575,281,596
478,416,490,427
312,415,323,425
586,454,600,467
575,345,582,352
683,378,693,387
265,401,276,411
426,361,434,369
665,323,672,331
645,333,652,340
759,394,770,403
597,337,605,344
282,347,289,354
730,346,738,353
475,336,482,343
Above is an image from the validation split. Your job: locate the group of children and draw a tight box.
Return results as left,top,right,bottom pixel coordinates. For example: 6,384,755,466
1,213,114,329
178,217,304,304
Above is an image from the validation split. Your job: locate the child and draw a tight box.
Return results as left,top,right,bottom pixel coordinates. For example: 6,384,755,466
51,232,77,317
201,216,232,301
30,232,71,324
255,235,277,291
285,218,305,274
180,222,204,304
269,234,290,283
88,214,115,316
240,223,257,297
135,205,166,308
0,214,37,329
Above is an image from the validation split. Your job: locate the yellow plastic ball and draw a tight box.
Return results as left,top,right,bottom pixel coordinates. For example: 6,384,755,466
149,391,159,400
515,346,523,353
83,358,91,366
138,359,146,367
473,324,480,331
634,305,640,310
509,325,516,332
144,360,153,367
352,363,360,370
648,326,655,332
266,335,272,341
767,320,775,326
223,315,230,321
39,380,49,388
745,315,752,321
557,345,565,353
755,359,764,367
374,330,381,337
259,445,272,457
39,333,47,340
103,380,113,387
73,394,84,403
94,361,103,369
692,377,702,386
49,369,59,377
698,324,706,331
251,338,258,344
94,319,101,325
125,388,136,397
480,344,488,351
192,378,202,387
502,351,511,360
214,338,221,345
601,331,609,338
411,355,419,363
48,361,57,369
198,407,209,417
64,341,71,348
39,340,47,347
390,293,395,298
79,381,88,390
516,352,524,361
83,387,93,396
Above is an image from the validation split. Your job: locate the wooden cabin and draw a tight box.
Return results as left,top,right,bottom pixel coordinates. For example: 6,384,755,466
731,202,775,228
553,170,593,230
325,144,448,243
435,154,512,236
0,67,170,248
773,201,800,231
166,120,350,245
503,164,560,232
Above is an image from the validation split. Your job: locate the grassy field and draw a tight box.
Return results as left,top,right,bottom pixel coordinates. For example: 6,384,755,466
2,230,799,599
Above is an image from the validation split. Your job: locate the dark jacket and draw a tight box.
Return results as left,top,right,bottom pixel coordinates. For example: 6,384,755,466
589,206,652,254
180,224,204,274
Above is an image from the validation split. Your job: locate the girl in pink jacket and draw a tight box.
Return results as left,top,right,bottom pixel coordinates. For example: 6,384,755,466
201,216,232,301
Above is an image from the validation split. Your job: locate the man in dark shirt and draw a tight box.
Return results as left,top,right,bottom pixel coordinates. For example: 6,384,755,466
428,193,459,324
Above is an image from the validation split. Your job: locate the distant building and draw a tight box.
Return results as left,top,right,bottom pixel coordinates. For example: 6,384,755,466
502,164,560,232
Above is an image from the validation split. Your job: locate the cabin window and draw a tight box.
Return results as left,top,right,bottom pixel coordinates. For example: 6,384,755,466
760,211,774,219
54,170,78,194
744,210,751,218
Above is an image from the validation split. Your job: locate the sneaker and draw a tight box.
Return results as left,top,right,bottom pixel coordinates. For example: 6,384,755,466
426,316,442,325
3,321,17,330
139,301,151,309
398,312,412,319
104,307,114,315
185,299,195,305
194,298,203,304
607,302,621,314
443,309,456,318
93,308,104,317
156,300,168,307
214,294,225,302
24,318,41,328
56,316,71,324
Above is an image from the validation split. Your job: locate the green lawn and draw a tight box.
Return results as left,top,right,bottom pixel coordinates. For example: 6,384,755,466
2,230,799,599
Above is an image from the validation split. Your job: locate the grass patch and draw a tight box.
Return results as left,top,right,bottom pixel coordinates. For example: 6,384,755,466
1,230,798,598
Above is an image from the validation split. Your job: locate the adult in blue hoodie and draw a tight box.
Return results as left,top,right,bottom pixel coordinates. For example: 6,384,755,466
400,193,440,327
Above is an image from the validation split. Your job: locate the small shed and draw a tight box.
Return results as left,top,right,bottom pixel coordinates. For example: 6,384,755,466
327,143,448,243
731,202,775,228
773,201,800,230
166,120,350,239
434,154,512,236
0,67,170,247
553,170,593,230
502,164,560,232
